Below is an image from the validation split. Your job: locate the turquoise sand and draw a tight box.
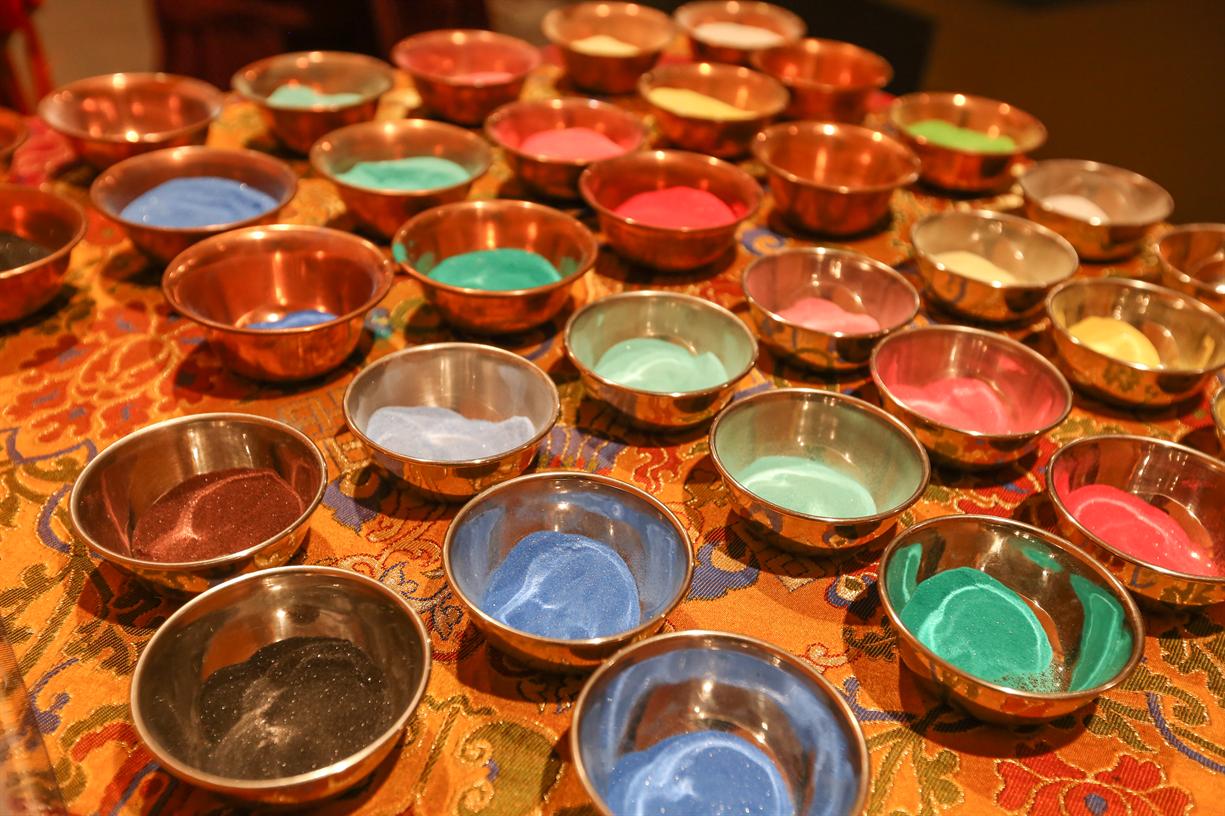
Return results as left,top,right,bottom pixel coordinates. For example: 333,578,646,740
266,84,363,108
427,248,562,290
335,157,470,192
593,337,728,393
737,455,876,518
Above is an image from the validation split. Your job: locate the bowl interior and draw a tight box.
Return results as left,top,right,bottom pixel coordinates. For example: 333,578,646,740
913,212,1077,287
236,53,391,102
41,75,220,140
1158,226,1225,292
544,3,674,51
644,63,787,114
1023,161,1172,225
313,120,491,181
489,101,645,155
891,94,1043,153
583,152,756,223
677,1,805,40
756,39,890,89
0,187,83,260
756,124,916,188
393,32,537,81
0,109,26,156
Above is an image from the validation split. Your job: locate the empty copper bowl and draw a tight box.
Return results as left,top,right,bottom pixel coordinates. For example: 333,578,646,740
1045,278,1225,407
639,62,787,158
1020,160,1174,261
910,209,1079,323
391,29,540,126
68,412,326,595
0,107,28,176
541,2,676,95
751,38,891,123
579,148,761,270
754,120,918,235
392,199,597,334
343,343,560,501
163,224,394,381
675,1,806,65
0,183,86,323
889,91,1046,192
310,118,492,239
38,72,223,169
742,247,919,370
485,97,648,199
871,325,1072,469
232,51,394,154
1155,223,1225,312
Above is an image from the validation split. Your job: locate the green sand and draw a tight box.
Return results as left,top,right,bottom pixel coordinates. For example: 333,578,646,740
426,248,562,290
266,85,364,108
593,337,728,393
1068,574,1133,691
737,455,876,518
336,157,470,192
906,119,1017,153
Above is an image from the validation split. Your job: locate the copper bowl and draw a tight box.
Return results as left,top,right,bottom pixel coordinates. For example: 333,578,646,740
0,107,28,176
391,29,540,126
675,1,806,65
392,199,597,334
1047,434,1225,607
751,38,891,123
1045,278,1225,407
232,51,394,154
163,225,394,381
753,121,919,236
564,290,758,429
343,343,560,501
1156,223,1225,312
38,73,222,169
579,149,761,270
310,118,492,239
68,412,326,595
485,97,647,199
910,209,1079,323
742,247,919,370
90,146,297,264
1214,386,1225,454
0,184,86,323
541,2,676,95
1020,160,1174,261
888,91,1046,192
871,325,1073,469
638,62,787,158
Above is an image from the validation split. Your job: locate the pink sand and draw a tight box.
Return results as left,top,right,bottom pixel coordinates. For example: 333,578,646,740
777,297,881,334
520,127,626,161
613,186,737,228
452,71,515,84
891,377,1015,434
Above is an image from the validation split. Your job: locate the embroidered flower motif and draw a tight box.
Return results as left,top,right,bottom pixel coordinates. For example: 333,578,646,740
997,752,1193,816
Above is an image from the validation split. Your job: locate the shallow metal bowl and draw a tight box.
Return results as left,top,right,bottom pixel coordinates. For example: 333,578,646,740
541,2,676,94
675,1,806,65
0,183,86,323
1155,223,1225,313
751,37,891,123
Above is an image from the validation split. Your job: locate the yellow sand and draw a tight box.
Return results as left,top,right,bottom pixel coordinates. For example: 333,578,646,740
569,34,641,57
933,250,1022,285
646,87,757,121
1069,316,1162,367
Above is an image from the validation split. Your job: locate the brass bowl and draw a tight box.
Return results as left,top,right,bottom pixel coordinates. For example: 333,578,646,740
443,471,693,671
751,37,891,123
1047,434,1225,606
742,247,919,370
871,325,1073,469
232,51,394,154
1020,159,1174,261
638,61,787,158
572,630,869,816
888,91,1046,192
675,1,806,65
163,224,394,381
485,97,647,200
68,413,326,595
753,121,919,235
541,2,676,94
391,29,540,126
910,209,1079,323
38,72,223,169
879,515,1143,725
1155,223,1225,313
1045,278,1225,407
579,148,761,270
343,342,560,501
310,118,492,239
392,199,598,334
565,290,758,429
90,146,297,264
710,387,929,553
0,107,28,176
0,183,86,323
130,566,430,803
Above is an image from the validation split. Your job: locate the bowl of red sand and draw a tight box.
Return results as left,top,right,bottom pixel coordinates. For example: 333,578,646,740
674,1,806,66
870,325,1072,469
751,38,892,124
579,149,761,271
69,413,327,595
1047,434,1225,606
391,29,540,126
485,97,648,200
541,2,676,95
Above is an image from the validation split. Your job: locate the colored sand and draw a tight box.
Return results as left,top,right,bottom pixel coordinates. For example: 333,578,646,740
692,21,785,49
933,250,1022,285
119,177,278,228
647,87,757,121
366,406,536,461
482,531,641,639
614,186,738,229
1068,316,1162,367
891,376,1016,434
1068,573,1133,690
335,156,469,191
777,296,881,334
594,337,729,392
452,71,515,84
427,248,562,290
519,127,626,161
194,636,394,779
0,230,51,271
569,34,641,57
266,84,363,108
129,467,302,562
605,730,794,816
1044,193,1110,222
737,455,876,518
906,119,1017,153
244,309,337,330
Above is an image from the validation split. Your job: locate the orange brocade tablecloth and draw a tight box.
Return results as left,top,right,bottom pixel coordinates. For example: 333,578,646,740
2,64,1223,816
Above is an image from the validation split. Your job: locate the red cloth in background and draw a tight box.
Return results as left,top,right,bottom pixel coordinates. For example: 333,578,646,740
1,0,51,112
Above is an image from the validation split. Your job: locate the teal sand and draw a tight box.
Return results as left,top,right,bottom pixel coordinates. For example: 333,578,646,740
266,85,363,108
593,337,728,393
737,454,876,518
425,248,563,291
336,157,470,192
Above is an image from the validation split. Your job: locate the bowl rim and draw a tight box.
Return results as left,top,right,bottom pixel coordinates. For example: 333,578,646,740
231,50,395,110
341,341,561,467
37,71,224,144
878,513,1146,700
0,183,87,281
637,61,790,120
1214,386,1225,430
0,107,29,159
673,0,808,42
752,120,921,194
563,289,760,398
390,28,542,86
484,97,649,169
568,628,870,816
68,412,328,571
441,470,695,648
1154,222,1225,295
130,564,432,791
542,1,677,54
887,90,1047,157
1019,158,1175,229
750,36,893,93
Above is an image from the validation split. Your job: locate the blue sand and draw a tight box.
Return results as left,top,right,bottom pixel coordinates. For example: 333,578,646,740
245,309,337,330
482,531,641,639
365,406,536,461
120,177,279,228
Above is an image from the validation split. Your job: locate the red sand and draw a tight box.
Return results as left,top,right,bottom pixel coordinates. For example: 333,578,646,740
520,127,626,161
891,376,1015,434
777,297,881,334
613,186,737,228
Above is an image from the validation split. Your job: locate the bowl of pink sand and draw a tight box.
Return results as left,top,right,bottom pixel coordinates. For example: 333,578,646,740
541,2,676,95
